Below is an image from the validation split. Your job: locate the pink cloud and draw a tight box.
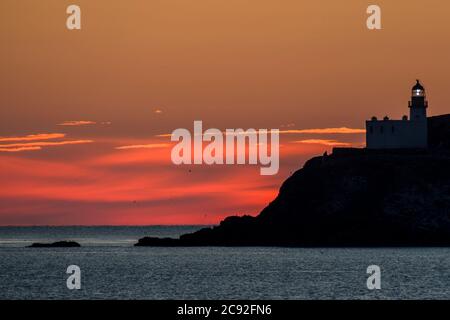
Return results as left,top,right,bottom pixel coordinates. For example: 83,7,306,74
155,126,365,138
57,120,97,126
0,140,94,152
294,139,352,147
0,133,66,142
280,127,366,134
115,143,170,150
0,146,42,152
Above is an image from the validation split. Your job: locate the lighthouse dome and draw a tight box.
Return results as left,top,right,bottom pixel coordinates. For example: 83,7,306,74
413,80,424,91
412,80,425,97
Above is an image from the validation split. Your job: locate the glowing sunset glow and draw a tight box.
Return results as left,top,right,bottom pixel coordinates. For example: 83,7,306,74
1,0,448,225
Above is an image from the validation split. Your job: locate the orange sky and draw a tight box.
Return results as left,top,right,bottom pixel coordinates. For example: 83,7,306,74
0,1,449,225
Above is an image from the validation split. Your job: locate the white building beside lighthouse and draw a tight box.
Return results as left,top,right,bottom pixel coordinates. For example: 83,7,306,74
366,80,428,149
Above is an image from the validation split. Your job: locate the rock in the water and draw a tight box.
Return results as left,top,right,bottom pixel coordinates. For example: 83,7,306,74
135,237,185,247
28,241,81,248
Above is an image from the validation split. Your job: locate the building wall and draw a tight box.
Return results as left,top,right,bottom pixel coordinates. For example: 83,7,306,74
366,119,427,149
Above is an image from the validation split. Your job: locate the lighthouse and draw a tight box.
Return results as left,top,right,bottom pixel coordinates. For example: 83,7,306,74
366,80,428,149
409,80,428,121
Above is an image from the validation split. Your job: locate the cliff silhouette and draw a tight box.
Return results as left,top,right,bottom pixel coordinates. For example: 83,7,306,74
136,114,450,247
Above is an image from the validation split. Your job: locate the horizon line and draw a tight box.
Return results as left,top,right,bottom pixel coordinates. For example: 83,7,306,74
0,224,216,227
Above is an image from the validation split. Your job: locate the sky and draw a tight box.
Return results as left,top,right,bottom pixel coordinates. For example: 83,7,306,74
0,0,449,225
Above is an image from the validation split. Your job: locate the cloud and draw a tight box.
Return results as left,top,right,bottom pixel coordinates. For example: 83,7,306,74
0,133,66,142
0,146,42,152
0,132,94,152
57,120,97,126
0,140,94,152
0,140,93,148
115,143,170,150
155,127,366,138
293,139,351,147
279,127,366,134
156,130,278,138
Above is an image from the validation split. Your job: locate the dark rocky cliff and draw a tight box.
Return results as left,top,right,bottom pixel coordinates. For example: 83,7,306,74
136,114,450,247
429,114,450,150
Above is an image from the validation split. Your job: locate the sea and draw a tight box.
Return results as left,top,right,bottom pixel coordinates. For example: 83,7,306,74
0,226,449,300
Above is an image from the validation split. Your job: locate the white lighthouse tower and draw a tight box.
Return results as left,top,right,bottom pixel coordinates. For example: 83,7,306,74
409,80,428,121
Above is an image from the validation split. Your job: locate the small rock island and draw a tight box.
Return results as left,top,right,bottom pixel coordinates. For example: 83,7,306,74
28,241,81,248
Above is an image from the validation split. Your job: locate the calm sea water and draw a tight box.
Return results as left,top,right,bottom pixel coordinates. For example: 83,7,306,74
0,226,449,300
